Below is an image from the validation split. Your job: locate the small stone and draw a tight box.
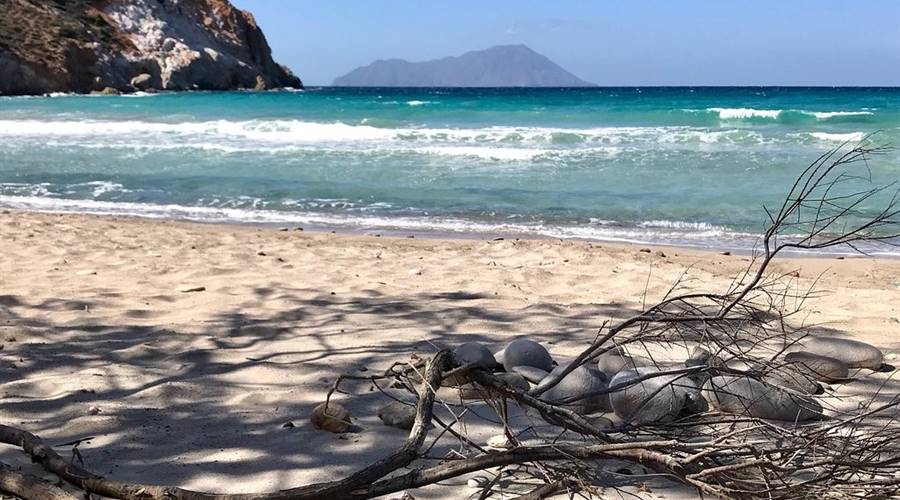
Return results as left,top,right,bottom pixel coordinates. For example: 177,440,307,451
836,256,845,260
377,402,417,430
279,227,289,232
467,477,489,488
639,248,651,253
179,286,206,293
294,227,304,231
655,250,667,258
257,251,267,256
282,421,295,428
408,268,422,276
88,406,101,415
310,402,352,433
486,434,512,450
721,251,731,256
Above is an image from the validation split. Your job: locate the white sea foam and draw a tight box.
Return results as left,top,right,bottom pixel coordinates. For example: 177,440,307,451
420,146,549,161
406,100,432,106
808,111,873,119
0,119,767,147
66,181,131,197
0,195,748,245
807,132,866,142
708,108,783,120
2,195,897,256
699,107,875,121
0,118,864,157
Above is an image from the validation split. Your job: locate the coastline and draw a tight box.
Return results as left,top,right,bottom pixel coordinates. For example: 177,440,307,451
2,203,898,260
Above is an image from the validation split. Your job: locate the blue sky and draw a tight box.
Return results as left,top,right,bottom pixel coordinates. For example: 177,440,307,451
233,0,900,86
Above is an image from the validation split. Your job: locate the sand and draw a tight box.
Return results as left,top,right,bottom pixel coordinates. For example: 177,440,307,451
1,210,899,498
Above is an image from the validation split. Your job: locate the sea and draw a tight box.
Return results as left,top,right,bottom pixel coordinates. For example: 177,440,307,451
1,87,898,254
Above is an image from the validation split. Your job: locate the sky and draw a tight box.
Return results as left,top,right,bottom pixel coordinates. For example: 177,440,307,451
232,0,900,87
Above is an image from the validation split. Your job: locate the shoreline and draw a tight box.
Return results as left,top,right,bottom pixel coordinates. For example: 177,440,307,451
2,205,897,261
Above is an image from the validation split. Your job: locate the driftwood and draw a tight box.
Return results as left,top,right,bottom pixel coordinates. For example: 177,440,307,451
1,142,899,500
0,463,79,500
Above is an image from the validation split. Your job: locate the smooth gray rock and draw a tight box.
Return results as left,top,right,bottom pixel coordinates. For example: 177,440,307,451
377,402,417,430
445,342,497,386
751,362,821,395
496,372,531,392
453,342,497,369
703,375,823,421
608,367,689,424
784,352,850,381
511,365,550,384
501,339,553,372
455,373,529,400
685,346,726,369
794,337,883,370
596,346,643,377
533,364,610,414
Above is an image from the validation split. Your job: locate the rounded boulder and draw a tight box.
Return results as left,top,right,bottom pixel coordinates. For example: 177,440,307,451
702,375,823,421
784,351,850,382
533,364,609,414
795,337,883,370
501,338,554,372
596,346,643,378
453,342,497,369
608,367,690,424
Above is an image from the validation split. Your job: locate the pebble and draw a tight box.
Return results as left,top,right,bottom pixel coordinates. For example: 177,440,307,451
179,286,206,293
88,406,101,415
639,248,651,253
486,434,512,450
467,477,489,488
310,402,352,433
377,402,417,430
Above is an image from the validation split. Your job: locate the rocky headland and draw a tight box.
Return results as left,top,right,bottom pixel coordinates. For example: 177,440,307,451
0,0,301,95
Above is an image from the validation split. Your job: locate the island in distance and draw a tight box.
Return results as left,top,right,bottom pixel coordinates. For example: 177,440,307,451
333,44,595,87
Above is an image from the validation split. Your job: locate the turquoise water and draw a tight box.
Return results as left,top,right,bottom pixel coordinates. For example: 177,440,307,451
1,87,898,252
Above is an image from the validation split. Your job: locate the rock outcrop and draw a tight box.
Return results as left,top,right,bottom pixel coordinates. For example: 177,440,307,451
0,0,301,95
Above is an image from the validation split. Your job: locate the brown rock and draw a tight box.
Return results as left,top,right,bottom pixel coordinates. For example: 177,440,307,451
310,402,352,433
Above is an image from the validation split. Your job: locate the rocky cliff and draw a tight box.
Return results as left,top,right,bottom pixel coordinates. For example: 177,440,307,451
0,0,301,95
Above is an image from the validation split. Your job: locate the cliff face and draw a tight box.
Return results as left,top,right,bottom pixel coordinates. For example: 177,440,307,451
0,0,301,95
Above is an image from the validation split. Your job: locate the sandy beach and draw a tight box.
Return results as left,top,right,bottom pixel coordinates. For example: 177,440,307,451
1,210,899,498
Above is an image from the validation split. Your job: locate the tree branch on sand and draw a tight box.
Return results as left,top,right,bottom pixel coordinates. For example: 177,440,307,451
1,142,898,499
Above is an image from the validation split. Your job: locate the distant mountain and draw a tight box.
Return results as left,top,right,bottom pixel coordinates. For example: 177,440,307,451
333,44,594,87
